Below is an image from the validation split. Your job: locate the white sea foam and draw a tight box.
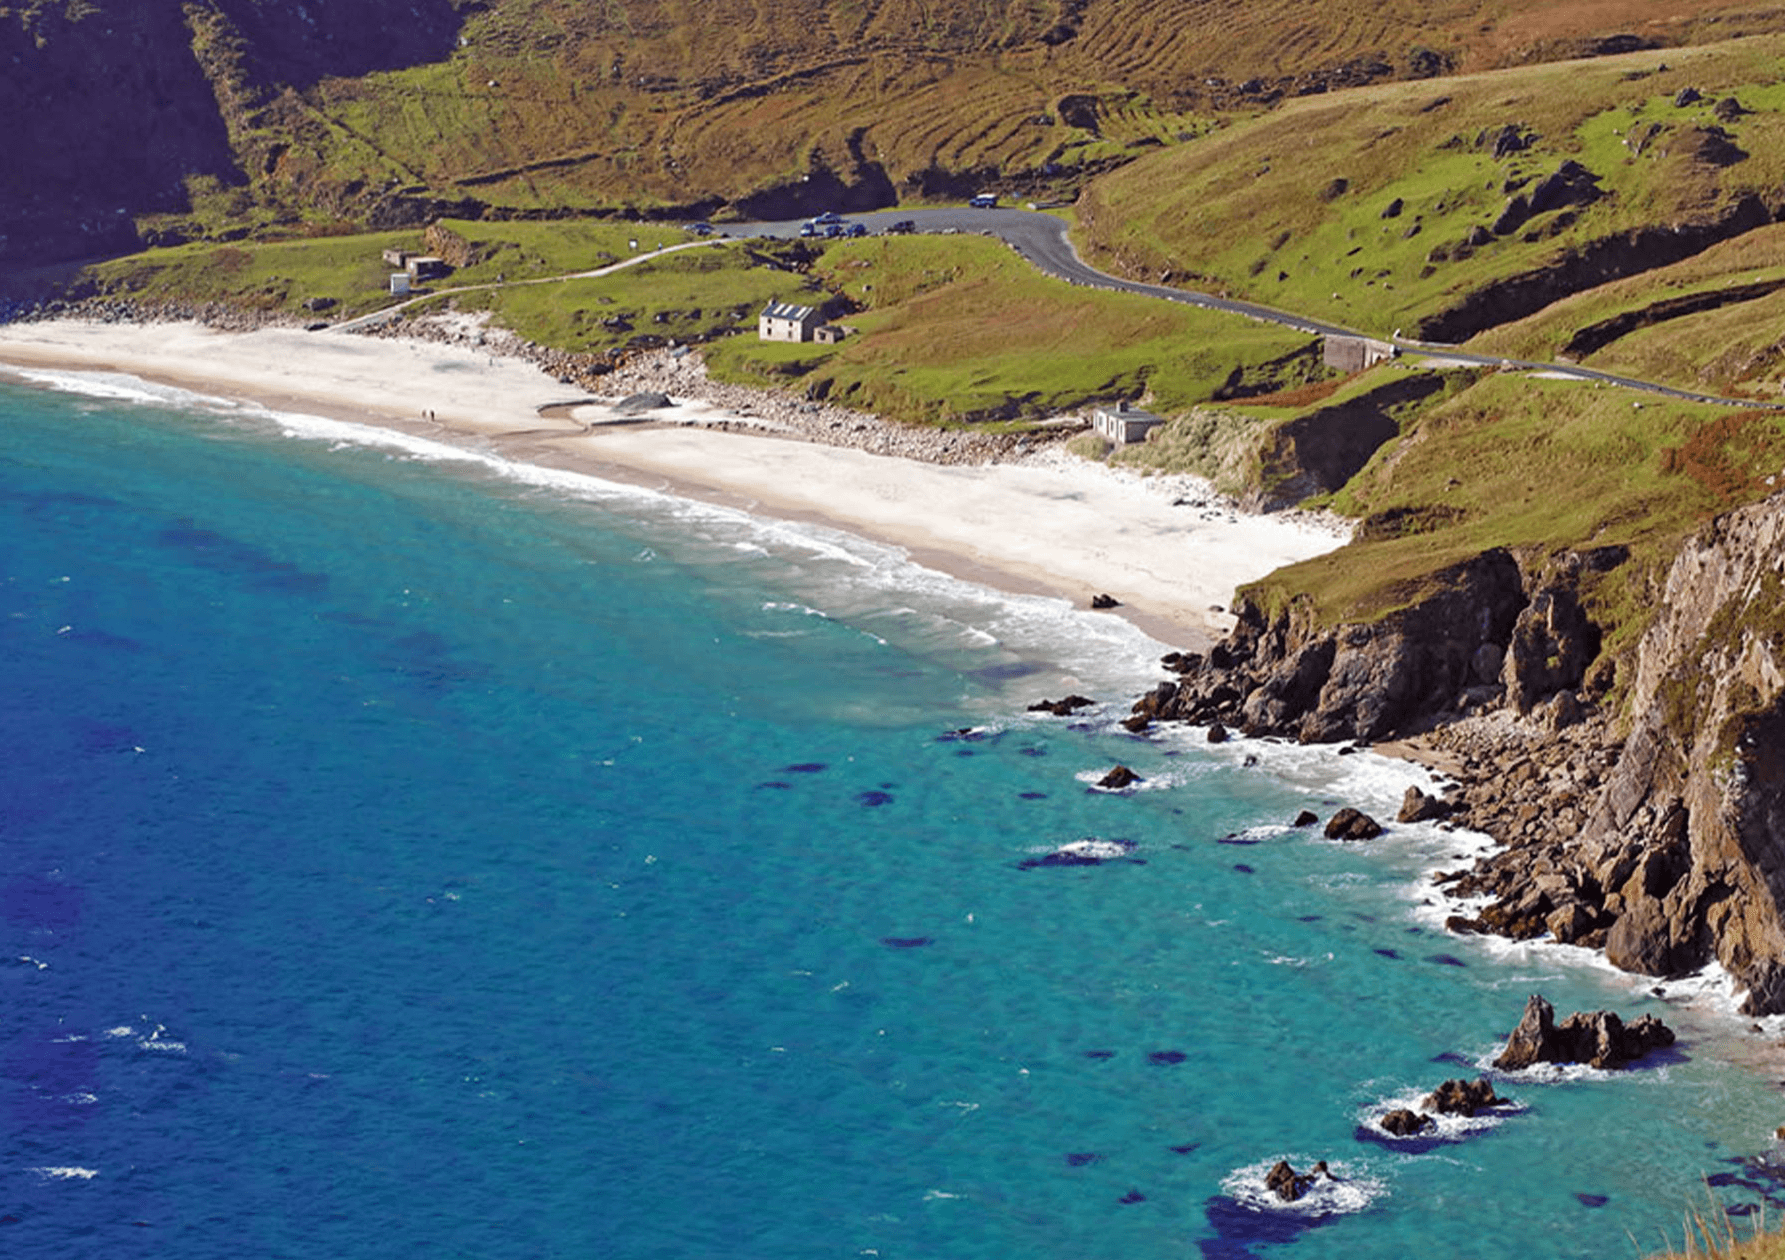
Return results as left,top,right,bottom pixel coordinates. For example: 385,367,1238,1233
30,1166,97,1180
1220,1158,1386,1217
1354,1085,1526,1144
102,1025,133,1038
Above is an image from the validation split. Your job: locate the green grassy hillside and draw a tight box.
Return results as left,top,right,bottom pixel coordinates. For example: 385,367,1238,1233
1077,35,1785,343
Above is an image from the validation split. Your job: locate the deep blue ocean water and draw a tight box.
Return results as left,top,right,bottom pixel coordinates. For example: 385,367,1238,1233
4,368,1785,1259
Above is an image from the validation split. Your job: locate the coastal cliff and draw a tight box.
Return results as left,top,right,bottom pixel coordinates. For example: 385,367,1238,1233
1137,491,1785,1013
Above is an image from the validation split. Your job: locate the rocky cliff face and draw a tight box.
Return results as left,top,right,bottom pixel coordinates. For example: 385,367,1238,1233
0,0,474,266
1138,492,1785,1013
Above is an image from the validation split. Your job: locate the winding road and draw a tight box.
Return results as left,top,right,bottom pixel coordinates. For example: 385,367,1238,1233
336,206,1781,411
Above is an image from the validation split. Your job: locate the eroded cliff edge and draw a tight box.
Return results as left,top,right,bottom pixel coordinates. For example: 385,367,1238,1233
1134,491,1785,1013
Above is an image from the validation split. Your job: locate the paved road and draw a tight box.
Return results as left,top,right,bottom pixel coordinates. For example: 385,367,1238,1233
334,205,1777,411
727,208,1781,410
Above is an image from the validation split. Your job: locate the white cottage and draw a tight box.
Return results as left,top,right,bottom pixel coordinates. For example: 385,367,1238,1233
759,300,824,342
1091,401,1166,446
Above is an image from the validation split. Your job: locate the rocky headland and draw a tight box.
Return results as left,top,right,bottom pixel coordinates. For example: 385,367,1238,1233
1130,491,1785,1015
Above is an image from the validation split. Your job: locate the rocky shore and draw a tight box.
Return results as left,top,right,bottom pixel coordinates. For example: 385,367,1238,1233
1128,491,1785,1015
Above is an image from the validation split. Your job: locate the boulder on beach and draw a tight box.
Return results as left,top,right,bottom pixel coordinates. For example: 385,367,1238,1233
1090,593,1121,609
1098,765,1142,789
1397,785,1451,823
1324,807,1384,840
615,391,672,414
1492,993,1676,1070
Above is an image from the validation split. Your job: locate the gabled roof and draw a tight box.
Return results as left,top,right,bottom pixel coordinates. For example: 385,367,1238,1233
761,300,819,321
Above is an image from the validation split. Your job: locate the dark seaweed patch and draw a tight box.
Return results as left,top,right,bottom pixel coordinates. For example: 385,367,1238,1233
1019,792,1048,800
1575,1193,1608,1208
1374,948,1401,960
856,791,894,807
1119,1190,1147,1204
1218,833,1260,846
1233,864,1254,874
1148,1050,1187,1065
1018,746,1047,757
1066,1152,1100,1167
755,781,791,790
1170,1143,1200,1155
1426,954,1468,967
880,936,933,949
1083,1049,1115,1060
784,762,827,773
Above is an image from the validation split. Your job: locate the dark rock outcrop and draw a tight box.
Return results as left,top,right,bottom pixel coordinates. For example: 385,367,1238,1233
1379,1108,1433,1136
1324,808,1383,840
1265,1158,1333,1202
1422,1077,1502,1115
1131,548,1527,744
1029,694,1095,716
1098,765,1141,789
1492,994,1675,1070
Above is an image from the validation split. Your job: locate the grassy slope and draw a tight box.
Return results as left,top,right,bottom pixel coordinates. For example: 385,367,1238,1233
169,0,1785,235
74,226,1312,423
1235,369,1785,673
1076,35,1785,339
1472,221,1785,397
703,234,1311,422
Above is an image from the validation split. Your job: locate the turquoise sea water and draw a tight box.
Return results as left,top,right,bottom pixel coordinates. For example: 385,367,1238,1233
4,368,1785,1259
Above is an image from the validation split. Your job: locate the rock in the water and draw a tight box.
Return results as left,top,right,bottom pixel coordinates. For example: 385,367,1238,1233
1492,993,1676,1070
1090,593,1121,609
1264,1158,1333,1202
1293,809,1320,827
1029,694,1095,716
1422,1077,1502,1116
1324,807,1384,840
1380,1108,1435,1136
1098,765,1141,789
1207,722,1230,744
1397,786,1451,823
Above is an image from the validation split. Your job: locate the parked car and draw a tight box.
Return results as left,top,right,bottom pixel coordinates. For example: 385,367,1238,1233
885,219,917,234
821,222,844,238
813,210,845,224
798,222,819,237
689,222,714,235
968,193,998,208
843,222,868,237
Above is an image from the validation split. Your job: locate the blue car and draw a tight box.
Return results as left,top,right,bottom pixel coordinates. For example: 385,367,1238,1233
843,222,868,237
813,210,845,225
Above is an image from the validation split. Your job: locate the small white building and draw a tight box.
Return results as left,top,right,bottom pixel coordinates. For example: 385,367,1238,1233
759,300,824,342
1091,401,1166,446
389,272,412,296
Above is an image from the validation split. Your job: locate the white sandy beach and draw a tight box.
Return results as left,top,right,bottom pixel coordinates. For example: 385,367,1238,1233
0,319,1347,645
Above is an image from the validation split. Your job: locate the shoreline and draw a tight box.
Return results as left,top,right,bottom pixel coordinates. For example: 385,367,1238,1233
0,318,1349,653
